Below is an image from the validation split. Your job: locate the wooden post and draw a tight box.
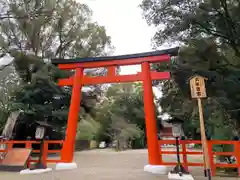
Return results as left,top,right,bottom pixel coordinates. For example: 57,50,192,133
181,140,188,171
202,146,207,177
197,98,211,180
142,62,162,165
61,68,83,163
207,141,215,176
42,141,48,167
189,75,211,180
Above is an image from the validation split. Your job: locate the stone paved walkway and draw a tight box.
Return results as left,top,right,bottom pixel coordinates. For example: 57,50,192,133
1,149,239,180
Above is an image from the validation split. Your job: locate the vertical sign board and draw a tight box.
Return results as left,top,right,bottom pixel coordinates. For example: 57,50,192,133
189,75,211,180
189,76,207,99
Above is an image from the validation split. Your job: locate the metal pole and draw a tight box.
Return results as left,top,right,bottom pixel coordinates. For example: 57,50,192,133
171,129,188,175
176,137,180,163
176,136,182,176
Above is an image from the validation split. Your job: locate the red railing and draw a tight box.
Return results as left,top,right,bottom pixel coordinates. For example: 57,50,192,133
0,140,63,167
159,140,240,176
1,139,239,176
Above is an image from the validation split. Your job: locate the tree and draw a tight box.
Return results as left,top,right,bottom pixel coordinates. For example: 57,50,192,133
140,0,240,140
92,82,161,150
0,0,113,138
76,114,101,141
0,0,112,58
141,0,240,56
0,65,19,133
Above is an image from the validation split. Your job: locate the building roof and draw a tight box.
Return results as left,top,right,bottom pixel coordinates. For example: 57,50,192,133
36,121,52,127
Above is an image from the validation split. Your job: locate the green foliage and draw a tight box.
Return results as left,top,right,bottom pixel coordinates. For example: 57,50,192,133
0,0,113,134
141,0,240,55
0,66,19,132
94,83,150,148
140,0,240,141
0,0,113,58
76,115,101,141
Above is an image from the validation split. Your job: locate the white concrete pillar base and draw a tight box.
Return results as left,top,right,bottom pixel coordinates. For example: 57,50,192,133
20,168,52,174
144,164,167,174
55,162,77,171
168,172,194,180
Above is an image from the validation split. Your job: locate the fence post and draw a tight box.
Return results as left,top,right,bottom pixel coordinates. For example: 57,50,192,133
26,137,32,168
7,141,13,150
234,141,240,176
159,140,163,163
26,136,32,149
207,141,215,176
181,140,188,171
60,140,64,162
42,138,49,167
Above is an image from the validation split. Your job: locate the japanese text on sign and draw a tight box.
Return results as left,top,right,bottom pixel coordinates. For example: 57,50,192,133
190,76,207,98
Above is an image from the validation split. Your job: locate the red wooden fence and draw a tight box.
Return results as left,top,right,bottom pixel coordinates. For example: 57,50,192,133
0,139,240,176
159,140,240,176
0,140,63,167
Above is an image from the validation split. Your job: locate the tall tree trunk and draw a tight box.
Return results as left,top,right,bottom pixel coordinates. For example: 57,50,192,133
0,111,20,159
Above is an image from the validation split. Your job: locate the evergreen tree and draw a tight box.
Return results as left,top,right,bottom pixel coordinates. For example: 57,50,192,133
140,0,240,139
0,0,113,136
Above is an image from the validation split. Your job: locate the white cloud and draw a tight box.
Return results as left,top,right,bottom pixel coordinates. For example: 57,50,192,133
80,0,155,55
79,0,154,76
80,1,167,114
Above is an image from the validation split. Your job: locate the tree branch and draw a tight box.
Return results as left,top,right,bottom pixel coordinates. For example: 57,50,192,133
55,21,76,58
194,21,229,40
7,17,23,52
219,0,240,56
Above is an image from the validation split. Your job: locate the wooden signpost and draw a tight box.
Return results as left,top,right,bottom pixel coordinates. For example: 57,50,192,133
189,75,211,180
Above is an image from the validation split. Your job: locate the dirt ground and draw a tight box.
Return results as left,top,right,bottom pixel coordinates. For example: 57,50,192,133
0,149,239,180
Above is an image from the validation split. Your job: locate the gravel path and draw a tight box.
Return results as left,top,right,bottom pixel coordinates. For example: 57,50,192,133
0,149,239,180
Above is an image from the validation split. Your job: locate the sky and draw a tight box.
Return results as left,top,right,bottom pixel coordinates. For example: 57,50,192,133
80,0,164,97
80,0,156,55
79,0,171,119
80,0,174,75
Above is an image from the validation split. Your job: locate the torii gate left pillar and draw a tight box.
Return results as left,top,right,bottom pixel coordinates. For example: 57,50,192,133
52,48,178,173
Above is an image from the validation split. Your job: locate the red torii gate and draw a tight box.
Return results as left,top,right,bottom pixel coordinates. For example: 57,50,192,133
51,47,178,169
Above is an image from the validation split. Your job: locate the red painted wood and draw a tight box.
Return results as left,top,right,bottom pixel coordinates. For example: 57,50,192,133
58,72,170,86
107,66,116,76
1,148,31,166
61,68,83,163
1,139,240,177
142,62,162,165
182,141,188,171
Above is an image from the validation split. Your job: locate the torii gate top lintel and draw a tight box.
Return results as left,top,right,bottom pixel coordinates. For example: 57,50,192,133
51,47,179,69
53,47,179,86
